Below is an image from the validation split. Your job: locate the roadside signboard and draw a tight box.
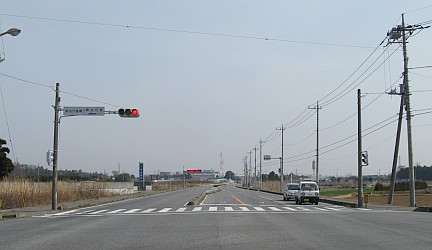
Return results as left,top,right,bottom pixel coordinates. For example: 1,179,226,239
139,162,144,181
63,107,105,116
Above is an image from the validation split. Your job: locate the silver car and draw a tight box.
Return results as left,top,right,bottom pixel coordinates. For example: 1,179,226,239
283,183,299,201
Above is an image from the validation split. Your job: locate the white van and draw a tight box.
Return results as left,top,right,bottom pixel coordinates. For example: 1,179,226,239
283,183,299,201
295,181,320,205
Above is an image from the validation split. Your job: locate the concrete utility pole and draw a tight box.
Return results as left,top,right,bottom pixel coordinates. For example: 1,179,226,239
357,89,364,208
385,14,429,206
253,147,257,186
388,95,404,204
259,139,265,190
276,125,285,192
249,150,252,187
309,101,321,183
401,14,416,207
52,83,60,210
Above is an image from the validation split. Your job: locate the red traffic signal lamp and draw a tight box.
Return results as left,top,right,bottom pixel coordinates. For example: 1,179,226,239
118,108,140,118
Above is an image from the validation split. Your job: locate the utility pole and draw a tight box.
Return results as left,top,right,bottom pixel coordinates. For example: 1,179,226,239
249,150,252,187
52,83,60,211
243,154,248,187
401,14,416,207
253,147,257,187
276,125,285,192
309,101,321,183
357,89,364,208
259,139,264,190
385,13,429,207
388,94,404,204
183,166,185,189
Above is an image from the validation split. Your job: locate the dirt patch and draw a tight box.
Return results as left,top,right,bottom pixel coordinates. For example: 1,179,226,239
333,191,432,207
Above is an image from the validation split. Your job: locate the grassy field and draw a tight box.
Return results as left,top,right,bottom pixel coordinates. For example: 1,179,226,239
258,181,432,207
0,177,114,210
0,178,218,210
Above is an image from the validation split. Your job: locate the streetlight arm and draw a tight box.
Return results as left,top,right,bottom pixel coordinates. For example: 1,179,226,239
0,28,21,37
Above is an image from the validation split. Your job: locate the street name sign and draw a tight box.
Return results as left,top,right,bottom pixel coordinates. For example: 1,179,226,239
63,107,105,116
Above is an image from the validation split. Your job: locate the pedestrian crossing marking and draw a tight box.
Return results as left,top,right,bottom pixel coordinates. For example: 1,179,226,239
37,205,394,218
141,208,157,213
124,209,141,214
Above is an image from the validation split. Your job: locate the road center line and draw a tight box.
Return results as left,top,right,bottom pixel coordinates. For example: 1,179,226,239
257,195,286,205
231,194,245,205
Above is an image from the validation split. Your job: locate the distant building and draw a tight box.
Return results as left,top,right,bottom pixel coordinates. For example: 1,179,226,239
187,169,218,181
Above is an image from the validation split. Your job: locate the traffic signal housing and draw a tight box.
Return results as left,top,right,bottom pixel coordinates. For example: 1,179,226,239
118,108,140,118
361,151,369,166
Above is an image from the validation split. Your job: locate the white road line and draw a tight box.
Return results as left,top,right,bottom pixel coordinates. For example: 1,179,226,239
192,207,202,212
141,208,157,213
75,210,95,215
107,209,127,214
239,207,250,211
313,207,329,211
224,207,234,211
253,207,265,211
209,207,218,211
158,208,172,213
268,207,282,211
124,209,141,213
88,210,108,214
176,207,187,212
296,207,311,211
282,207,297,211
323,207,343,211
356,208,371,211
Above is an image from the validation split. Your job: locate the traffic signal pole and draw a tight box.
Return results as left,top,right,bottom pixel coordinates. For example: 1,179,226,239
52,83,60,210
357,89,364,208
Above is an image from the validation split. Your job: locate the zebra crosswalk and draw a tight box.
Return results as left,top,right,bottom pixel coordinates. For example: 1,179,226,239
36,205,374,218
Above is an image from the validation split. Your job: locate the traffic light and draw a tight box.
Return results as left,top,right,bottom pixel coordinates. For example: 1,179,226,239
361,151,369,166
118,108,140,118
46,150,54,165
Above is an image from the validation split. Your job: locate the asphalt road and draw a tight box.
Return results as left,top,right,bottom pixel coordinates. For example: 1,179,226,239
0,185,430,249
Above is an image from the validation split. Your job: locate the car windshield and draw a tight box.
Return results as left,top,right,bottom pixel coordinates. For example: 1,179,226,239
301,183,318,191
288,184,298,190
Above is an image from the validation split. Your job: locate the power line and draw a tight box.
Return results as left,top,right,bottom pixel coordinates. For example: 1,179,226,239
0,72,122,107
0,13,377,49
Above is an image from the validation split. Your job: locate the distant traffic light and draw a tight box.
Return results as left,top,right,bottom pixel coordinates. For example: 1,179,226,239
118,108,140,118
361,151,369,166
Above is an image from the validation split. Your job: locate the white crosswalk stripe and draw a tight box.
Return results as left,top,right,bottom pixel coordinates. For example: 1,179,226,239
107,209,126,214
124,209,141,213
141,208,157,213
268,207,281,211
42,205,389,218
158,208,172,213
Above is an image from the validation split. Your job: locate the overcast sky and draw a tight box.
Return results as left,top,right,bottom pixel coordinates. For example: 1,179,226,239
1,1,431,178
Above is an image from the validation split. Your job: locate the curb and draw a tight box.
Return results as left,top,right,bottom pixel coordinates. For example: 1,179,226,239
187,185,222,206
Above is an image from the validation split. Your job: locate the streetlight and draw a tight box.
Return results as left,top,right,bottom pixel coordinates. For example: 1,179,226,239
0,28,21,37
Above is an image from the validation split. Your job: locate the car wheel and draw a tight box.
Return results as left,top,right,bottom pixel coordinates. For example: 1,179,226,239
295,198,298,204
316,201,319,205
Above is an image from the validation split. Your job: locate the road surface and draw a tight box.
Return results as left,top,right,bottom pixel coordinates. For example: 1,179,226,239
0,185,430,249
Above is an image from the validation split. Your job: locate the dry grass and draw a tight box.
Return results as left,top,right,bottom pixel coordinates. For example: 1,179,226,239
0,177,114,210
260,181,284,193
151,180,214,191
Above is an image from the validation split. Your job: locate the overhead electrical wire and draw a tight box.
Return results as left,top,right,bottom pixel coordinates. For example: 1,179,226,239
0,13,377,49
0,72,122,108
